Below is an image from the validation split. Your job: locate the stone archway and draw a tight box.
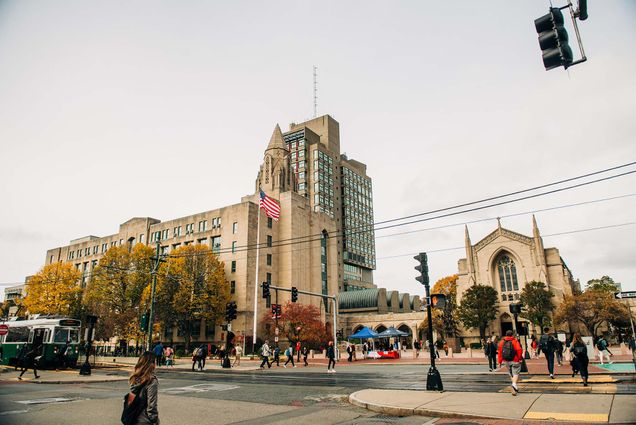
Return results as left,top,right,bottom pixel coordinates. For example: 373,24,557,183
352,325,364,334
397,324,413,349
500,313,513,337
375,324,387,333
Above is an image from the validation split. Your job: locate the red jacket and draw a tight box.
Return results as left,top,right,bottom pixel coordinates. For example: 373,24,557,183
497,336,523,363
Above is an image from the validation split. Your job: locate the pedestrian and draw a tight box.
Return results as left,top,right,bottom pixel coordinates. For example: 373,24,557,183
191,346,201,371
485,337,498,372
596,335,613,365
260,341,272,369
15,344,27,371
301,345,309,367
295,340,301,362
273,345,281,366
326,341,336,373
414,340,420,358
152,342,164,367
164,346,174,367
530,335,538,358
554,335,564,367
538,327,557,378
569,333,589,386
498,330,523,396
55,342,70,370
127,351,160,425
18,344,41,380
283,345,296,368
233,344,242,367
196,344,207,371
363,341,369,359
443,341,449,357
346,342,353,362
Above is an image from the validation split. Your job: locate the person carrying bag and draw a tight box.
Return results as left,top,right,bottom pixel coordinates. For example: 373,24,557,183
122,352,160,425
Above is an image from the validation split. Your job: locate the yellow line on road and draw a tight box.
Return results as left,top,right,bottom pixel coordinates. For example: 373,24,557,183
524,411,608,422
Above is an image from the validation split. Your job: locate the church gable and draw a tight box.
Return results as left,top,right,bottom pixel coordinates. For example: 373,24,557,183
474,227,533,252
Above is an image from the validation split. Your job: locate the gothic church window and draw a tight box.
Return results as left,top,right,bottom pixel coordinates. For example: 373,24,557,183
497,254,519,293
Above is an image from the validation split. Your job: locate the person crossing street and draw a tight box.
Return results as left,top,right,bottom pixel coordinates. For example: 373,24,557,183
498,330,523,396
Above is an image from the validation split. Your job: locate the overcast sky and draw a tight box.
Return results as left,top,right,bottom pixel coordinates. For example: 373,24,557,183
1,1,635,301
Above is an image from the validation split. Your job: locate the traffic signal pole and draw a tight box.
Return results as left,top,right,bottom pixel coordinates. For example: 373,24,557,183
146,241,162,351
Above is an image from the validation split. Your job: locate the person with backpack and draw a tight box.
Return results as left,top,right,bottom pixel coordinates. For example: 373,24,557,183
152,342,163,367
123,351,159,425
497,330,523,395
191,346,201,371
485,337,498,372
283,345,296,368
596,335,613,365
196,344,207,371
18,344,41,380
260,341,272,370
538,327,557,378
554,335,564,367
569,333,589,386
273,345,281,367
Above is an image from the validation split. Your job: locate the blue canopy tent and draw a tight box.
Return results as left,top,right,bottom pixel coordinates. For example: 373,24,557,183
348,327,379,340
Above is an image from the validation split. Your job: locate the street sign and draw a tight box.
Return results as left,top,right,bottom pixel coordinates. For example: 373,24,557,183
274,336,279,343
275,327,279,335
0,324,8,336
615,291,636,299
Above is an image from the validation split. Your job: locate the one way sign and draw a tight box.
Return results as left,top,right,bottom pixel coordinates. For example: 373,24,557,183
615,291,636,299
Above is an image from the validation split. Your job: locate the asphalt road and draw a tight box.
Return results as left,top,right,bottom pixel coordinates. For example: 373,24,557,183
1,364,634,425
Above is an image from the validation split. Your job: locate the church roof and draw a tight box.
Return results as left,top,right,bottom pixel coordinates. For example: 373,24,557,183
266,124,288,151
473,226,533,252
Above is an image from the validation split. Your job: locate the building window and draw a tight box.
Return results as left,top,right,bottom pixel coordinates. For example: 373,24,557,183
231,241,237,253
230,281,236,294
211,236,221,254
198,220,207,232
267,235,272,247
266,254,272,266
231,260,236,273
93,246,98,255
267,217,272,229
139,234,145,244
174,226,181,238
197,238,207,244
185,223,194,234
266,272,271,285
162,229,169,240
232,222,238,234
497,254,519,293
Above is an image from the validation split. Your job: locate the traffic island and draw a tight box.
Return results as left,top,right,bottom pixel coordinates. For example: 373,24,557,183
349,388,636,423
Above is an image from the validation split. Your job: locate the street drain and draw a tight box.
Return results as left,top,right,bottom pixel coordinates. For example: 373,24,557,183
370,414,400,421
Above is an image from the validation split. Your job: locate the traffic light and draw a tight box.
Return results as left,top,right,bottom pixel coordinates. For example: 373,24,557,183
276,304,282,317
271,304,277,317
262,281,270,299
140,311,149,331
431,294,447,309
534,7,573,70
225,301,237,322
414,252,429,287
291,286,298,302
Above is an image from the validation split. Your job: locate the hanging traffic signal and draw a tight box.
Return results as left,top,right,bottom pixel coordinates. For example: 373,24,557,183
271,304,277,317
291,286,298,302
262,282,270,299
414,252,429,287
225,301,237,322
535,7,573,70
276,304,282,317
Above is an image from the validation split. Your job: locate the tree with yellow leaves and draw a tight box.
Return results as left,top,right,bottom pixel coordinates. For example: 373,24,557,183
154,244,230,351
84,244,155,342
23,262,82,316
420,275,460,339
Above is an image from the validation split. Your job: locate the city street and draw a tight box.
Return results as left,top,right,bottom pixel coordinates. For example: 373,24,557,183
2,361,635,424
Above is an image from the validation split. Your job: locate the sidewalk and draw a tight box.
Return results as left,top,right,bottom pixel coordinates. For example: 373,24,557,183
350,389,636,423
0,366,127,384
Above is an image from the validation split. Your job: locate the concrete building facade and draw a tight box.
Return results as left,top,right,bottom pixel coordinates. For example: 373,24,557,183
42,115,375,347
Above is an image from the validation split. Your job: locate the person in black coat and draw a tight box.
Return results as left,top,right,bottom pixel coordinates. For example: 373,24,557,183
18,344,41,380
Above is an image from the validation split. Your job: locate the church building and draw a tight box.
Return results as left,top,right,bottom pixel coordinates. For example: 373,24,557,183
456,216,579,342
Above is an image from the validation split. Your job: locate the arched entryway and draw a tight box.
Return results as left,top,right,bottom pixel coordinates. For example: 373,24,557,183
500,313,513,337
397,324,413,348
375,325,387,333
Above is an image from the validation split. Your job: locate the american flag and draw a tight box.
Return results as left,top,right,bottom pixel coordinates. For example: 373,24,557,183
259,190,280,220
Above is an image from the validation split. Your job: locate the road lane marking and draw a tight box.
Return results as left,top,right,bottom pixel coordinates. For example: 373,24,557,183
162,383,239,394
524,411,609,422
0,410,29,416
15,397,82,405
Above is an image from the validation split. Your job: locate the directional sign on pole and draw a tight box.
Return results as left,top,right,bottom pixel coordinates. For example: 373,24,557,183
615,291,636,299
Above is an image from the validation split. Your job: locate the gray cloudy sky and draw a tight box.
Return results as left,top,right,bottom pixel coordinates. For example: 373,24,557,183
1,1,635,300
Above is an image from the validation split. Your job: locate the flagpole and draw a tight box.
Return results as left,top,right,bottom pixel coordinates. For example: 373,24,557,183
252,200,262,353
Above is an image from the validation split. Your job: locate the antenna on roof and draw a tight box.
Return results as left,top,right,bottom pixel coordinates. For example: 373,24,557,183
313,65,318,118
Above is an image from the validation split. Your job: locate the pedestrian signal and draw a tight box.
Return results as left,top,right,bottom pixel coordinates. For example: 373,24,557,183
430,294,446,309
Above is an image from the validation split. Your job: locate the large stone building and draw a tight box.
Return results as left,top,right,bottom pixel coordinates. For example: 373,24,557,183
42,115,378,346
457,217,579,342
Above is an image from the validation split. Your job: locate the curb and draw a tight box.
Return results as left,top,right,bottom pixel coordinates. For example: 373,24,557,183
348,391,510,421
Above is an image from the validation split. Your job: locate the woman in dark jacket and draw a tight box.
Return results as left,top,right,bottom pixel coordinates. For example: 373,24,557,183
128,352,160,424
569,333,589,387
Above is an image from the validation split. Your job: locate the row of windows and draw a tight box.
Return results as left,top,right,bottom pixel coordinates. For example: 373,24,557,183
67,237,142,260
150,218,223,243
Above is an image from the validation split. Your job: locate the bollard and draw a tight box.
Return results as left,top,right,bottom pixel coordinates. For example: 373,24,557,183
448,347,453,358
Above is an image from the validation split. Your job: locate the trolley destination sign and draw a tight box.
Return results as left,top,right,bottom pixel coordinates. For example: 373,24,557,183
615,291,636,299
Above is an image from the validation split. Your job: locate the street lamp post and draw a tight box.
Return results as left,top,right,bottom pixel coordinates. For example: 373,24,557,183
79,315,98,376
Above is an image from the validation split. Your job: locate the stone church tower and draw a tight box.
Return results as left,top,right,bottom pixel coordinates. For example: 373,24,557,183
457,216,579,342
